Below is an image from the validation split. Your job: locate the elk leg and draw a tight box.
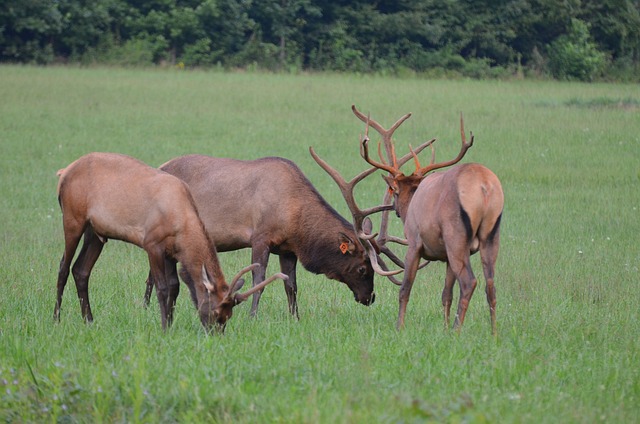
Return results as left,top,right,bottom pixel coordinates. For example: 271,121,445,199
164,257,180,327
143,271,154,308
70,227,105,323
397,247,421,330
480,239,500,336
179,267,199,308
54,223,85,321
442,264,456,330
249,243,270,317
450,257,477,331
279,254,299,319
148,251,170,329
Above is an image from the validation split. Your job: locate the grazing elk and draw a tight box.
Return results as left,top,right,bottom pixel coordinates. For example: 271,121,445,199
352,105,504,334
143,155,384,319
55,152,286,331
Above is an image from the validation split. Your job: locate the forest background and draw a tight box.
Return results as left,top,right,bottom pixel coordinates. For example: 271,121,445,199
2,0,639,82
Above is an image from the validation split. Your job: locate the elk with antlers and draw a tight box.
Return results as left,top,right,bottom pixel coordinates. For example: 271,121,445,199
55,152,286,331
355,105,504,333
314,106,504,334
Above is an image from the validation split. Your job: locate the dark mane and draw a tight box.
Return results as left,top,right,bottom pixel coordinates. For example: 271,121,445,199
261,157,353,228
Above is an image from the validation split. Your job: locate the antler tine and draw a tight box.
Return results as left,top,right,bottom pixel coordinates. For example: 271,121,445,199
228,263,260,293
408,138,437,173
460,111,474,146
376,256,403,286
413,113,474,177
351,104,390,139
360,131,398,176
367,243,403,276
233,273,289,303
352,104,411,171
310,147,393,219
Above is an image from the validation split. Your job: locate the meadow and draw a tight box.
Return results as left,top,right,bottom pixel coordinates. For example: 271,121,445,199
0,65,638,423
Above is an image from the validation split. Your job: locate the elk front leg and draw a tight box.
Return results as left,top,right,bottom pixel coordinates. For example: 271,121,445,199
164,258,180,327
70,227,105,323
279,253,299,319
148,251,171,329
143,271,154,308
249,242,270,317
397,246,421,330
179,267,199,308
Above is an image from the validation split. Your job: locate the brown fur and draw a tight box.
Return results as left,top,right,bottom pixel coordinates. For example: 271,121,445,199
55,152,258,331
352,105,504,334
388,163,503,333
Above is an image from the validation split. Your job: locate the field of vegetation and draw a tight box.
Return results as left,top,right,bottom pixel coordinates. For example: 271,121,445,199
0,66,638,423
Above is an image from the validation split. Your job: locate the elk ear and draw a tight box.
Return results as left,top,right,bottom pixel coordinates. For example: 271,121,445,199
362,217,373,236
361,218,381,253
201,265,215,293
230,277,246,294
382,175,398,193
338,233,357,255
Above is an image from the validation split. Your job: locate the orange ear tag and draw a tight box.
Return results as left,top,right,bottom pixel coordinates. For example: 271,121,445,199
339,242,349,254
388,187,394,195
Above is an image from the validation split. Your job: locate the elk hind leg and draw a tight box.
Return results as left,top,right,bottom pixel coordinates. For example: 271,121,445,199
70,227,105,322
449,256,477,331
54,222,85,321
442,264,456,330
397,247,421,330
480,237,500,336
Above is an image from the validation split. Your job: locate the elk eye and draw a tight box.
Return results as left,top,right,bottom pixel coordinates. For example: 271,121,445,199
358,266,367,275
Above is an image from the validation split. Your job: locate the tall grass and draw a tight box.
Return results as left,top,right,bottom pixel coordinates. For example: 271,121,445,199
1,66,639,423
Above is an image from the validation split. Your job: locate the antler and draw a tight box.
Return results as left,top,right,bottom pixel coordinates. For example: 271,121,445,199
309,147,400,277
352,104,411,170
412,112,474,177
223,263,289,305
227,263,260,293
232,273,289,304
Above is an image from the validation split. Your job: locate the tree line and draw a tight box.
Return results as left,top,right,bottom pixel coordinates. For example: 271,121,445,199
1,0,639,81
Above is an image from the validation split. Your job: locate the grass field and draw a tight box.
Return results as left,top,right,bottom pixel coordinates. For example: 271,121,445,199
0,65,639,423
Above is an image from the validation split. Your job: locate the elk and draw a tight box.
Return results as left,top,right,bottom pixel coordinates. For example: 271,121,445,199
143,155,386,319
317,105,504,334
55,152,286,331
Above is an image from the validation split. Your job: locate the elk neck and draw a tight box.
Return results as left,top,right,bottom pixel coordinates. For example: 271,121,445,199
295,199,357,275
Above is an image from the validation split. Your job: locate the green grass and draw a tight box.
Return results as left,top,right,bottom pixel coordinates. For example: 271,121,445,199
1,66,639,423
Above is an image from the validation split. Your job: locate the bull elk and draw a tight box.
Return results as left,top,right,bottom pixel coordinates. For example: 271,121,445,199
352,105,504,334
55,152,286,331
312,106,504,334
143,155,383,319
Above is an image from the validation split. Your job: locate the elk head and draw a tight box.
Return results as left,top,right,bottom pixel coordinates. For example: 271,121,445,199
194,263,288,332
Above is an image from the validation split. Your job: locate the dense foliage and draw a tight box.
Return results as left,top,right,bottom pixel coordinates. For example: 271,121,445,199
1,0,639,80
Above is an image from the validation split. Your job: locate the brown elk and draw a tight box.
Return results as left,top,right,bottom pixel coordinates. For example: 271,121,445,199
317,105,504,334
143,155,388,319
55,152,286,331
